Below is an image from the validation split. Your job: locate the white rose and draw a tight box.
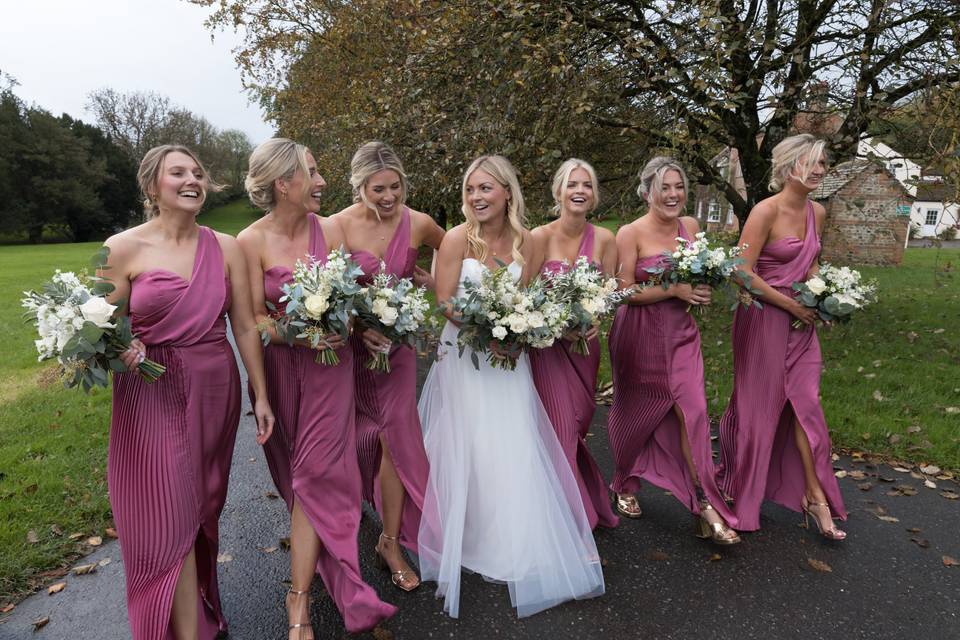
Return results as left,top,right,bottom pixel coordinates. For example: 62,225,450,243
491,325,508,340
506,313,529,333
805,276,827,296
378,306,399,326
79,297,117,328
581,297,599,315
303,294,329,319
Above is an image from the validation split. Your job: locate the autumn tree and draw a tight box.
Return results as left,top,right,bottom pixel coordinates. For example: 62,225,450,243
195,0,959,225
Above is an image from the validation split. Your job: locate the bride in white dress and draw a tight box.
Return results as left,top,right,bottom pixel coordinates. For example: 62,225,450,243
417,155,604,618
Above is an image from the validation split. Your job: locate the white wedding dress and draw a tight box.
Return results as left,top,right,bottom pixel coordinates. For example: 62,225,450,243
417,258,605,618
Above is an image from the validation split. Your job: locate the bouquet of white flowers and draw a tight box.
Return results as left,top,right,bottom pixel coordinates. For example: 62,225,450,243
543,256,629,355
21,247,165,392
270,249,364,365
353,267,434,373
791,263,877,328
645,232,753,312
450,265,569,371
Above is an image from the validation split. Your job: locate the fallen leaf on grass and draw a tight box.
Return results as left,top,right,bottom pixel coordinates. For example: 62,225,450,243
872,390,884,401
50,524,63,537
920,465,941,475
834,470,848,478
105,527,118,539
807,558,832,573
888,434,901,445
23,483,38,495
27,530,39,544
848,470,866,481
892,466,911,473
924,480,937,489
857,482,873,491
945,407,960,414
67,533,84,540
73,563,97,576
98,558,111,567
86,536,102,546
877,515,900,523
1,603,14,614
906,331,918,343
906,425,922,434
940,490,959,500
910,538,930,549
32,616,50,631
892,485,918,496
47,582,66,595
216,553,233,563
943,556,959,567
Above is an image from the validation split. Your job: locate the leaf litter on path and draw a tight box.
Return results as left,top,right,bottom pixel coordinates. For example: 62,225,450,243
807,558,832,573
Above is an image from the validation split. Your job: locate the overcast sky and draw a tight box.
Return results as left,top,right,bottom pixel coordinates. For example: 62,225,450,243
0,0,275,143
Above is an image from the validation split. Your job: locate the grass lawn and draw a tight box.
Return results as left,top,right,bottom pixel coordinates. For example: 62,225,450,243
1,200,957,604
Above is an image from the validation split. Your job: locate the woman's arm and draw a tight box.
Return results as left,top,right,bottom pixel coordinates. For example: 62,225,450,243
99,233,147,370
519,228,540,286
236,227,285,346
412,210,445,290
434,226,467,322
221,234,275,445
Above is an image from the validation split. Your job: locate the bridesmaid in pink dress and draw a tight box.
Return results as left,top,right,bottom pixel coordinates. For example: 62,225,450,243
607,157,740,544
332,141,444,592
717,134,847,539
238,139,396,638
103,145,275,639
530,158,619,530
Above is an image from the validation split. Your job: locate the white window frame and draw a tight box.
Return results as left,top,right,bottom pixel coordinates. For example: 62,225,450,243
707,201,721,223
925,209,939,226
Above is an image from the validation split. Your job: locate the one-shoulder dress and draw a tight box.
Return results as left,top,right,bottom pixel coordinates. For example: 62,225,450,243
717,202,847,531
255,213,397,632
109,226,240,639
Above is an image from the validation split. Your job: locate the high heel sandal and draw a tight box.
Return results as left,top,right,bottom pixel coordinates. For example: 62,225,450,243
801,497,847,541
285,589,314,640
374,532,420,592
694,501,741,545
613,492,643,518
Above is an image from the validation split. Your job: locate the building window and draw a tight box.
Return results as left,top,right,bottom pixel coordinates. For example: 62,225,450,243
707,202,721,222
726,206,735,225
925,209,940,226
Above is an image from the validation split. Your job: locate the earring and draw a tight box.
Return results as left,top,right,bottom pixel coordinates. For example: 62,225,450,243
281,190,288,200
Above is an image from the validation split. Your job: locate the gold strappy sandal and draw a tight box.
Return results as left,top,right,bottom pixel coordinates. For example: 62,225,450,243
285,588,314,640
613,492,643,518
374,532,421,592
694,501,741,545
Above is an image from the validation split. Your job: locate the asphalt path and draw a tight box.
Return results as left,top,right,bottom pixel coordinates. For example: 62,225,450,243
2,350,958,640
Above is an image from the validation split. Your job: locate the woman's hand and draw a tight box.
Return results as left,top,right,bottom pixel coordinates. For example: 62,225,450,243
788,299,817,326
119,338,146,371
361,326,392,355
563,325,600,343
413,265,435,291
253,396,275,445
488,340,521,361
672,283,712,306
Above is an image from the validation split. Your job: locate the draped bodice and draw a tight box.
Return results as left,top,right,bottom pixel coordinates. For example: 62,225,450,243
756,202,820,288
352,207,418,284
457,258,522,298
633,220,690,285
263,214,328,309
128,226,230,346
541,223,597,276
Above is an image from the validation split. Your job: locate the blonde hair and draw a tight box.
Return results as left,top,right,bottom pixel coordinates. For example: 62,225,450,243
350,141,408,215
551,158,600,215
244,137,311,211
138,145,221,217
769,134,828,192
462,155,526,266
637,156,689,201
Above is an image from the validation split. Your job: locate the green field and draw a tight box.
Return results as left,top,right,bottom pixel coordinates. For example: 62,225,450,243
1,201,957,603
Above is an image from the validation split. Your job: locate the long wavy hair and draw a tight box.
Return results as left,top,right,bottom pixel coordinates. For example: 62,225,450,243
349,140,408,218
461,155,526,266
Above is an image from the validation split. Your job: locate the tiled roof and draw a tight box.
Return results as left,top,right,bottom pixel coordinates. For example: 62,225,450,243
811,159,872,199
915,182,957,203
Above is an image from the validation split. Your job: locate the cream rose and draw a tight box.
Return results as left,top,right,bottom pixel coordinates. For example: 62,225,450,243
806,276,827,296
79,297,117,328
303,294,329,319
491,325,508,340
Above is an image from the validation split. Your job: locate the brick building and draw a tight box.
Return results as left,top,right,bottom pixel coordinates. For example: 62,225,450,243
811,159,912,266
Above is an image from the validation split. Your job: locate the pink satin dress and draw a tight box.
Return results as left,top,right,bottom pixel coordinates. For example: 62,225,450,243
255,213,397,632
717,202,847,531
109,226,240,639
529,223,619,529
349,207,429,553
606,222,736,525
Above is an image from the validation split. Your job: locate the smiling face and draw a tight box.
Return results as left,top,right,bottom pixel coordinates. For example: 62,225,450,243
465,169,510,223
792,152,827,190
280,151,326,211
155,151,208,214
562,167,595,216
362,169,403,218
648,168,686,218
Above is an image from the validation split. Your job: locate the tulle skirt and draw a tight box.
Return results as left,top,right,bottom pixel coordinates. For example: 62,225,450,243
417,322,605,618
